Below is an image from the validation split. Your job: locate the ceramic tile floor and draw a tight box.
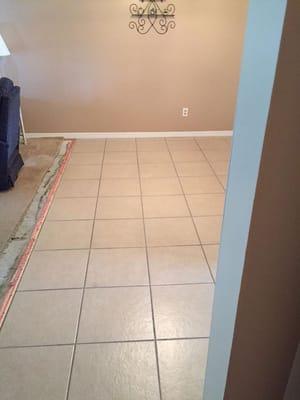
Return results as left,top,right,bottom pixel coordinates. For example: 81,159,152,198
0,136,231,400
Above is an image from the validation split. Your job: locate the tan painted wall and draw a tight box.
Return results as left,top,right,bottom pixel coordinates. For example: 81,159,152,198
0,0,247,133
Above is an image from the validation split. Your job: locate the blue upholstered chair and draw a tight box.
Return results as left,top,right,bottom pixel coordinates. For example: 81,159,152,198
0,77,24,190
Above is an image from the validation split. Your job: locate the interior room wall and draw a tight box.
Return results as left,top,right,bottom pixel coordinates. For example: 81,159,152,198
0,0,247,133
224,0,300,398
203,0,295,398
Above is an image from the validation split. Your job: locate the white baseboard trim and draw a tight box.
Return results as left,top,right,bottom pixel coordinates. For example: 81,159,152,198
26,130,233,139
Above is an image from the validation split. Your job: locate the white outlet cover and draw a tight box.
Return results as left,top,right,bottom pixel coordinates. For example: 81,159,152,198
182,108,189,117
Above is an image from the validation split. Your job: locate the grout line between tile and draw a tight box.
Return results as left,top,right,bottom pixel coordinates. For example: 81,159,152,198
64,139,107,400
135,138,163,400
45,213,224,222
194,140,228,192
17,281,215,293
32,242,220,252
193,139,231,282
62,173,223,181
0,336,210,351
165,138,217,284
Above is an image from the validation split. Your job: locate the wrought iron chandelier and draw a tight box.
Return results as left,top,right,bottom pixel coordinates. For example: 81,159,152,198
129,0,176,35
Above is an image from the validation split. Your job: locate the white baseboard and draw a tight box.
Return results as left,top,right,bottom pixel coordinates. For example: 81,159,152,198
26,130,233,139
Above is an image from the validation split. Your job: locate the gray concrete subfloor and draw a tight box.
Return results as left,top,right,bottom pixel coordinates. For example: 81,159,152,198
0,138,63,252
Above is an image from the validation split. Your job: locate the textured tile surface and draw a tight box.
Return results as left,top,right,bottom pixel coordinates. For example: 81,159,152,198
47,197,97,220
69,152,103,165
148,246,212,284
141,178,182,195
194,216,223,244
180,176,224,194
140,163,177,178
73,140,105,153
63,165,101,180
152,284,214,339
86,248,148,287
96,196,143,219
69,342,160,400
138,151,172,164
106,139,136,152
99,178,140,196
158,339,209,400
0,290,82,347
0,137,232,400
143,196,190,218
35,220,93,250
171,150,205,162
0,346,73,400
102,163,139,178
186,194,225,216
78,287,154,342
203,245,219,280
175,162,214,177
104,151,137,164
145,218,199,247
19,250,89,290
55,179,99,198
92,219,145,248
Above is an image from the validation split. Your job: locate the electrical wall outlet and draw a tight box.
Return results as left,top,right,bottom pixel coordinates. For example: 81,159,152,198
182,107,189,117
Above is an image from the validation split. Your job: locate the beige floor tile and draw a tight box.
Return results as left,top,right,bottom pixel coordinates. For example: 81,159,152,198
0,290,82,347
99,178,140,196
78,287,154,342
68,152,103,165
92,219,145,248
102,163,139,178
137,140,168,152
143,196,190,218
35,220,93,250
158,339,208,400
103,151,137,164
194,216,223,244
152,284,214,339
148,246,212,284
186,194,225,216
68,342,160,400
218,175,228,188
203,245,219,280
166,137,195,141
145,218,199,247
138,151,172,164
0,346,73,400
139,163,177,178
222,137,232,145
203,149,231,162
141,178,182,196
19,250,89,290
195,137,229,151
96,196,142,219
175,162,214,177
171,150,205,162
56,179,99,198
167,140,199,151
63,165,101,180
180,176,224,194
106,139,136,152
73,140,105,153
210,161,229,175
86,248,148,287
47,197,97,220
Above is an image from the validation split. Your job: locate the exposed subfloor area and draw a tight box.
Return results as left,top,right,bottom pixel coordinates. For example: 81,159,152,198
0,136,230,400
0,138,63,252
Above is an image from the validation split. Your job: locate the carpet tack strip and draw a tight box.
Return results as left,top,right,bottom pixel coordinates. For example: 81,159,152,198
0,140,75,329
